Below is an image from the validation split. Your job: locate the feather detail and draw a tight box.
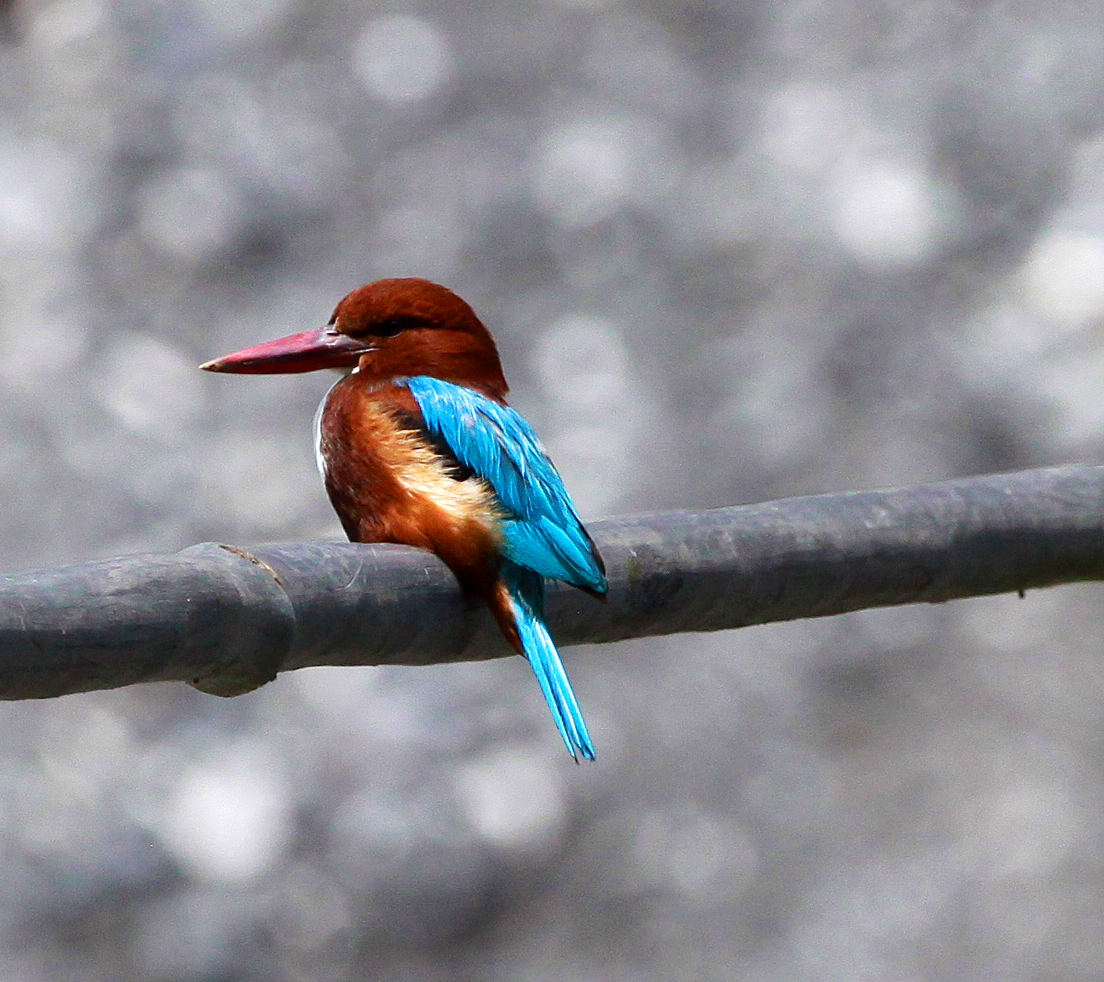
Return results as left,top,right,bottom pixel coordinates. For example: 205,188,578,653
404,375,604,760
406,375,608,595
317,376,503,557
313,379,340,480
503,563,595,761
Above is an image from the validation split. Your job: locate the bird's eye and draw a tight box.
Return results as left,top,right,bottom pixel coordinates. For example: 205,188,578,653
375,317,420,338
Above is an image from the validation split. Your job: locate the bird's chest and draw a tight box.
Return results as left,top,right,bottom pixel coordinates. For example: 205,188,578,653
315,381,501,550
315,395,408,515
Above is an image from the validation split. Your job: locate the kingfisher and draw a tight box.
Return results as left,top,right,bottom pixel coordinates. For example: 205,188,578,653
201,278,606,760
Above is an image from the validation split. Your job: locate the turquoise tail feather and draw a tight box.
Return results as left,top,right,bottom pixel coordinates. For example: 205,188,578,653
504,564,595,762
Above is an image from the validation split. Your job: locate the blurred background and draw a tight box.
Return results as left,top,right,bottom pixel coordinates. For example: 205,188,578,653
0,0,1103,978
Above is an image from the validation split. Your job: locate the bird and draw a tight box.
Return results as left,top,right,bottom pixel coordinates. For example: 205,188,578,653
201,278,607,760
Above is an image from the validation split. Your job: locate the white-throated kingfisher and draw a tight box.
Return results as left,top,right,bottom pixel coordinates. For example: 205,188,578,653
201,278,606,760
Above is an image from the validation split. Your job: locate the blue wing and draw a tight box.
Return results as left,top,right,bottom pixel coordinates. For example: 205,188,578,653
406,376,607,594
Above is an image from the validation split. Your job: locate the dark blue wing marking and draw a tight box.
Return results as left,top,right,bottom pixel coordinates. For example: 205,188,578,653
388,407,475,482
406,376,607,594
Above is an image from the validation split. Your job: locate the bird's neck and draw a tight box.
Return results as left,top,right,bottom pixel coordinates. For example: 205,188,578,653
355,344,509,402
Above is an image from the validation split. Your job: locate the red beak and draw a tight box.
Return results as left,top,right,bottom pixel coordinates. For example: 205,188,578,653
200,326,372,374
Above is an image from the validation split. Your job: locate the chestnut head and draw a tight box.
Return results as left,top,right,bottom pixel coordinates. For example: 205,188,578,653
201,278,508,399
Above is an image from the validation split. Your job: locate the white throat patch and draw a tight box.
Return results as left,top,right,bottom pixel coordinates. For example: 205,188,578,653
313,378,342,480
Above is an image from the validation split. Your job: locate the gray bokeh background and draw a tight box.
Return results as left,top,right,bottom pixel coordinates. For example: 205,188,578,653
2,0,1103,978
